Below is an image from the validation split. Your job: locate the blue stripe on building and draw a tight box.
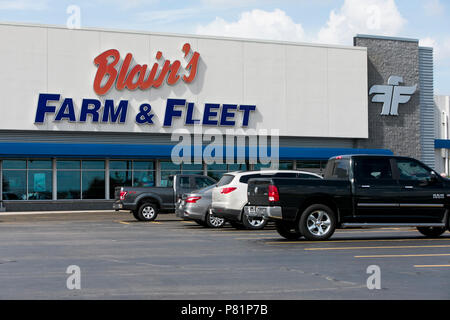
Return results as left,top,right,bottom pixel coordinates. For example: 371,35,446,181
0,142,392,160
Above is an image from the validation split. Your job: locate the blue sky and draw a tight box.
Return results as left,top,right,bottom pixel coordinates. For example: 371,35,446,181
0,0,449,94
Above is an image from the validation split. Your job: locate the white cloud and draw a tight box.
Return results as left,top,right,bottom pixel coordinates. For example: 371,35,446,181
0,0,48,10
317,0,406,45
196,8,304,42
424,0,444,16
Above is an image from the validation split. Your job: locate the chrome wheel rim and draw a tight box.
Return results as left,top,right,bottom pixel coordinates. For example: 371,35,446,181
247,216,265,227
209,209,224,227
142,206,155,220
306,210,331,236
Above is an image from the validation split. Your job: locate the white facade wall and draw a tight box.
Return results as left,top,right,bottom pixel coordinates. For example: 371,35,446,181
0,23,368,139
434,95,450,174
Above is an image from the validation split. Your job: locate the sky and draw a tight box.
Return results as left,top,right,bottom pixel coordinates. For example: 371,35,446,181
0,0,449,94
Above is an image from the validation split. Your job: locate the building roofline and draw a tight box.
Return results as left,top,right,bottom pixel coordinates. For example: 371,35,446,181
0,21,366,51
355,34,419,43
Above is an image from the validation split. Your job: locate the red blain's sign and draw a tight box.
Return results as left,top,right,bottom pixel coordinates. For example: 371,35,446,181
93,43,200,95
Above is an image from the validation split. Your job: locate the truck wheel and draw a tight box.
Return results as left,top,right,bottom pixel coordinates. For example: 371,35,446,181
417,226,446,238
299,204,336,241
275,221,302,240
242,214,267,230
136,202,159,221
132,210,140,220
205,208,225,228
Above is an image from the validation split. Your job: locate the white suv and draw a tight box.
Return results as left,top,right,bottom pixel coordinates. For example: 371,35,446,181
211,170,322,229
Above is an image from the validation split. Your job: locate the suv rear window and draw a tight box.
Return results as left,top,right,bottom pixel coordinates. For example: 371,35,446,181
217,174,234,186
239,174,261,183
240,172,299,183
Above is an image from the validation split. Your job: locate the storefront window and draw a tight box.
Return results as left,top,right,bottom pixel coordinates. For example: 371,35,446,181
160,161,180,186
57,160,105,200
133,171,155,187
57,160,80,170
278,161,294,170
82,160,105,170
2,170,26,200
252,163,272,170
207,163,227,181
133,161,154,171
228,163,247,172
57,170,81,199
2,160,53,200
109,161,132,198
133,161,155,188
28,160,52,170
181,163,203,175
57,160,80,199
110,170,132,198
3,160,26,169
82,170,105,199
110,160,132,171
28,167,52,200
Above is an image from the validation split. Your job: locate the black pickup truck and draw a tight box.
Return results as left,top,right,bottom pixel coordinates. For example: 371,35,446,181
244,155,450,240
113,174,216,221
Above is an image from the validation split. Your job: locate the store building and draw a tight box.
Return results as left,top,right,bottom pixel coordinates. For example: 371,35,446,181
0,23,439,211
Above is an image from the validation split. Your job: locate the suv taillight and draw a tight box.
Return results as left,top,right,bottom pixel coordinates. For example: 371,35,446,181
185,196,201,203
119,190,127,200
221,187,237,194
268,185,279,202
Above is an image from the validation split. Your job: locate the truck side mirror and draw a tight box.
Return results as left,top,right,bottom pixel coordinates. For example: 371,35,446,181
430,172,439,184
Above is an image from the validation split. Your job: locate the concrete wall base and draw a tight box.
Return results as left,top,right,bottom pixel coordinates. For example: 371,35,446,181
1,200,115,212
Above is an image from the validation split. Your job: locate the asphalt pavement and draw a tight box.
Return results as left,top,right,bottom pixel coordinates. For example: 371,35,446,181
0,211,449,299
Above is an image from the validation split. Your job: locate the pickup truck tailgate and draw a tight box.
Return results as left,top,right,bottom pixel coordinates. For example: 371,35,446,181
247,178,272,206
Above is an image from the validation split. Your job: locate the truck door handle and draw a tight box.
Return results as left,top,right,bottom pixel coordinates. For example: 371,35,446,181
404,186,414,189
361,185,371,188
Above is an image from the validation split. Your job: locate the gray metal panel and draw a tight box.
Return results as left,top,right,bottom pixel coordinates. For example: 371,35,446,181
419,47,436,168
0,130,356,149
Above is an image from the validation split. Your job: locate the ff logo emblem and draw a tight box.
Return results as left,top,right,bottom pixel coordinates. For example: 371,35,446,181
369,75,417,116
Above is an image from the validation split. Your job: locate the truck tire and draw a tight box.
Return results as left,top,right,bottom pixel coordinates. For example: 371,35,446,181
242,213,268,230
132,210,140,220
298,204,336,241
417,226,446,238
275,221,302,240
136,202,159,222
205,207,225,228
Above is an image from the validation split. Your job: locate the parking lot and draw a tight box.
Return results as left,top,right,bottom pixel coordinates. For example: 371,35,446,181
0,211,449,299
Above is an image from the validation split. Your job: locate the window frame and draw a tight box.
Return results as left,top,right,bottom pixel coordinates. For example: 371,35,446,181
353,157,395,183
